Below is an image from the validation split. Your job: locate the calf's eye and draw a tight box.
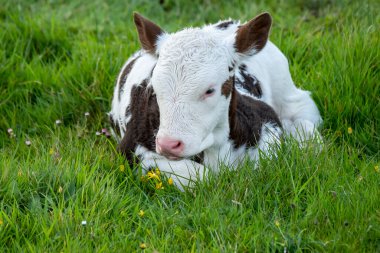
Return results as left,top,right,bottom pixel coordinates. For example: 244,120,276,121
205,88,215,95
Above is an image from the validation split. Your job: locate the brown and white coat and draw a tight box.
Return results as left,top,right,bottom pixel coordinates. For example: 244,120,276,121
109,13,322,189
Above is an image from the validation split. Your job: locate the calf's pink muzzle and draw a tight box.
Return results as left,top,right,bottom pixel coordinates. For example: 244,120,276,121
156,137,184,159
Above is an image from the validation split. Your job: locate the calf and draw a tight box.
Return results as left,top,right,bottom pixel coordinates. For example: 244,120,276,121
109,13,322,189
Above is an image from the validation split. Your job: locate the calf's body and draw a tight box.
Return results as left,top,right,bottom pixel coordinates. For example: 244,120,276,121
109,13,322,189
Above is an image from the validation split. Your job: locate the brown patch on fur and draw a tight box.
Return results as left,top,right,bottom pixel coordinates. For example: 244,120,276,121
235,13,272,54
228,84,281,148
125,106,131,118
236,64,263,98
118,80,160,162
221,76,234,97
134,13,164,53
118,57,139,100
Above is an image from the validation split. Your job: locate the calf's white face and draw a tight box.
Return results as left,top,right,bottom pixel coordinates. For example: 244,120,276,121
133,13,272,159
152,31,232,157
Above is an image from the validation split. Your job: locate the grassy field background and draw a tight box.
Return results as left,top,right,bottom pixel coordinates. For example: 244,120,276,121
0,0,379,251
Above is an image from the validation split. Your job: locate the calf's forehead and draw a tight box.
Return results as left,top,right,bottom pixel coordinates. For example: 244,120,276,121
152,29,232,87
153,51,230,92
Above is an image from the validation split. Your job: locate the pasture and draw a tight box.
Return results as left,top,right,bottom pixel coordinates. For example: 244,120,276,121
0,0,379,251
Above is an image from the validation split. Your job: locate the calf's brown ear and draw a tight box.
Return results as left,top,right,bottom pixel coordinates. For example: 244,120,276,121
134,13,164,54
235,13,272,54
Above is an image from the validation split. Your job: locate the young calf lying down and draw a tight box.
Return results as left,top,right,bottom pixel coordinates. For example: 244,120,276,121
109,13,322,189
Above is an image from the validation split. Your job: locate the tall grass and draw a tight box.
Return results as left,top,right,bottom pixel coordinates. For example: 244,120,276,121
0,0,379,252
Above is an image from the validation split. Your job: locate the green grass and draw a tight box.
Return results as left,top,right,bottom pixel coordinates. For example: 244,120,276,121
0,0,379,252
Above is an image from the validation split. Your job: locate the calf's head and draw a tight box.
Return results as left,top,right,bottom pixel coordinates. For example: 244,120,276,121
134,13,272,159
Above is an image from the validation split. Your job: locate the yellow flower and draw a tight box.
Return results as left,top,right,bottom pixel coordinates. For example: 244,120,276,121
139,243,147,249
375,165,379,173
155,168,161,176
138,210,145,217
119,164,125,172
147,171,160,180
275,220,280,227
155,182,164,190
49,148,54,155
168,177,173,185
347,127,353,134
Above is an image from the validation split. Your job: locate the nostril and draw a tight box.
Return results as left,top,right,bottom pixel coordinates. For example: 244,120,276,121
172,141,182,150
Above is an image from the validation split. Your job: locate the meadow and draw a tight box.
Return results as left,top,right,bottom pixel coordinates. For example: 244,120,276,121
0,0,379,252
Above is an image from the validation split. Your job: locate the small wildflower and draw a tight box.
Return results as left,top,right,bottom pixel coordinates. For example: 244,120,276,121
25,140,31,146
275,220,280,227
375,165,379,173
155,182,163,190
84,112,90,117
119,164,125,172
347,127,353,134
55,119,62,125
147,171,160,180
95,131,101,136
49,148,54,155
7,128,16,138
358,175,363,181
58,186,63,193
139,243,147,249
138,210,145,217
168,177,173,185
81,220,87,226
155,168,161,176
101,128,111,138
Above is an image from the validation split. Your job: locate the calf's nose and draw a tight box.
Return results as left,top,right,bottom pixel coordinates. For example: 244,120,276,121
156,137,184,157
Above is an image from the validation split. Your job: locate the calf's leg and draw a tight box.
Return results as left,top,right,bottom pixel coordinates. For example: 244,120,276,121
135,146,207,191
